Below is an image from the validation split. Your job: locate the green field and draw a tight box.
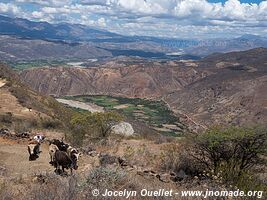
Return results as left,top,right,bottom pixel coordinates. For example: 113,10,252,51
65,95,185,136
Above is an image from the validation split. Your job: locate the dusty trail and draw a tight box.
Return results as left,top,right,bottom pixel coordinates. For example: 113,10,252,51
0,137,54,176
0,137,97,178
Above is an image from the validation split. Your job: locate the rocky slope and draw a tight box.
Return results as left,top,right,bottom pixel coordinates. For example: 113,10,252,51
20,60,208,98
165,48,267,127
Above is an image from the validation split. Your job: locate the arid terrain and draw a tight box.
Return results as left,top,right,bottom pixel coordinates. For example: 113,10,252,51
20,60,208,98
20,48,267,129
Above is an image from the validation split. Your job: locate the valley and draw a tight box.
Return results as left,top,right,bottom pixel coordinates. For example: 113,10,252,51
62,95,185,136
18,48,267,130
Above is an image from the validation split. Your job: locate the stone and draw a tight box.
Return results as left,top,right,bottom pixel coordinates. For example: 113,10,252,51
158,173,171,183
110,122,135,136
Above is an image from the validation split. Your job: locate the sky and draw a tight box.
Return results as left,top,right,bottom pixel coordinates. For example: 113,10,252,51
0,0,267,39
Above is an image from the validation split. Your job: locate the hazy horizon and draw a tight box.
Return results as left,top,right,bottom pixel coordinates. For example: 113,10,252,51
0,0,267,39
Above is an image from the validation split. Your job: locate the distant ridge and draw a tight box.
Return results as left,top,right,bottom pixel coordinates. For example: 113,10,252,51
0,15,119,42
1,15,267,58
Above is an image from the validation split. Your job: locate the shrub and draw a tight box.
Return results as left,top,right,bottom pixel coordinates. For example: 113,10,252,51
40,117,61,129
84,112,123,138
159,142,203,176
82,167,127,199
160,143,181,173
69,111,123,145
189,126,267,186
13,120,32,133
0,112,13,124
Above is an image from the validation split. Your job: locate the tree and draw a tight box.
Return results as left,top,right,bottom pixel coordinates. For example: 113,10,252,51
189,126,267,181
86,112,123,137
70,111,123,143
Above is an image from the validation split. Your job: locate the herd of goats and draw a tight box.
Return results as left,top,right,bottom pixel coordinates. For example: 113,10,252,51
27,135,81,175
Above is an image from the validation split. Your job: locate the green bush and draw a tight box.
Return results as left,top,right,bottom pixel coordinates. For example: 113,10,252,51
189,126,267,188
71,112,123,136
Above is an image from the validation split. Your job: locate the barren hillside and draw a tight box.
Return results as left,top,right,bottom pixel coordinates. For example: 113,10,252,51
166,48,267,127
20,62,208,98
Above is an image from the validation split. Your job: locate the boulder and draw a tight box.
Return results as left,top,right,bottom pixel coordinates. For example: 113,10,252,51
111,122,135,136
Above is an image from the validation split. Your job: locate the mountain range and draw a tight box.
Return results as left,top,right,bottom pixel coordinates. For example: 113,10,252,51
1,15,267,61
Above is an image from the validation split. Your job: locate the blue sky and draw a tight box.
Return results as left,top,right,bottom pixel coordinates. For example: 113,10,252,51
0,0,267,39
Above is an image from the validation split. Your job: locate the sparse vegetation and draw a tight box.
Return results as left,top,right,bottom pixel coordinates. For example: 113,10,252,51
13,119,37,133
1,63,267,200
0,172,80,200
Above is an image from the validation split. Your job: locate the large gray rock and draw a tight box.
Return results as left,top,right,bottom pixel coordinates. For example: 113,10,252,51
111,122,135,136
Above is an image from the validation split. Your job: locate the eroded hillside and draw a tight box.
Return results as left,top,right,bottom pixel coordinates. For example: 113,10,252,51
20,61,208,98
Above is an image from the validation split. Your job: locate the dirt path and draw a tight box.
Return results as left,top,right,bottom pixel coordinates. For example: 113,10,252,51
0,137,97,177
0,137,54,176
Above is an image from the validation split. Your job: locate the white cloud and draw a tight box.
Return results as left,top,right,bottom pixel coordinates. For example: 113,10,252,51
97,17,106,27
0,3,21,15
2,0,267,38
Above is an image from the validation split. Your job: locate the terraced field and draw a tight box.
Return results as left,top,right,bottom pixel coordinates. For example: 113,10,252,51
64,95,185,136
